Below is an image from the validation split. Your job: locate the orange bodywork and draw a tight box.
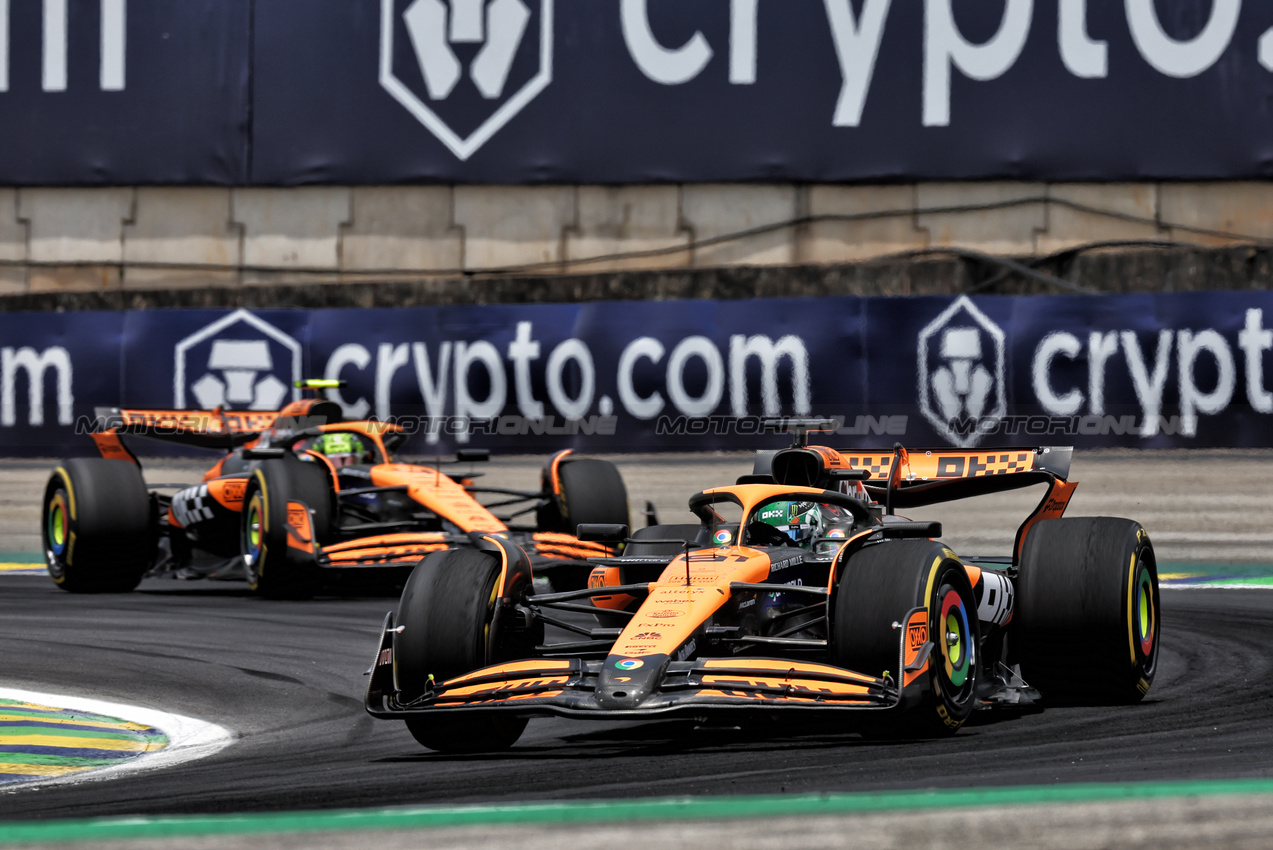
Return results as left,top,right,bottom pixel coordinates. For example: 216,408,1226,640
544,449,573,496
106,408,281,436
531,532,611,562
286,501,314,554
588,565,637,611
832,449,1044,482
603,484,833,661
206,477,247,510
369,464,505,533
695,657,877,702
89,431,137,464
902,608,930,688
436,659,577,703
322,532,451,567
1014,478,1079,558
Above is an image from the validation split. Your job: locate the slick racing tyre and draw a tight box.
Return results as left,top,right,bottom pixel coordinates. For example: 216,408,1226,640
1015,517,1159,704
538,455,630,533
394,548,537,753
241,459,330,599
832,540,979,737
43,459,156,593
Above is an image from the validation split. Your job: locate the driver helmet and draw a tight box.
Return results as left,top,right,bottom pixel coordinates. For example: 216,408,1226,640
315,431,365,468
756,500,823,548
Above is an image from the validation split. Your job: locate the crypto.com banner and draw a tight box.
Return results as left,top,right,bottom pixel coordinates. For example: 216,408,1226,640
5,1,1273,183
4,292,1273,456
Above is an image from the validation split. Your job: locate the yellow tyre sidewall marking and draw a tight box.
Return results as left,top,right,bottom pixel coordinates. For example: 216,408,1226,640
1125,551,1138,666
50,468,77,579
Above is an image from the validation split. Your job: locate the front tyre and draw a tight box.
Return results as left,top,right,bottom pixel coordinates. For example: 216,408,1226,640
42,459,155,593
1015,517,1159,704
394,549,536,753
832,540,979,737
241,461,321,599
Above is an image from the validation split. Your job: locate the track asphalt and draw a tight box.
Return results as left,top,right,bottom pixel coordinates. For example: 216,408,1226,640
3,451,1273,848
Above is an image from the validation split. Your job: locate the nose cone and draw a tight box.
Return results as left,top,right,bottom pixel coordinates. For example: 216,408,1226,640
595,655,668,710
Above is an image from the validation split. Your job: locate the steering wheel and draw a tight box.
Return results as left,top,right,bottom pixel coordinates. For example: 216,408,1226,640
744,522,796,548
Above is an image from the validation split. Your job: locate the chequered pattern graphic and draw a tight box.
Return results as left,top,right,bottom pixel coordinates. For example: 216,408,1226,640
844,456,894,481
844,451,1037,480
170,485,214,527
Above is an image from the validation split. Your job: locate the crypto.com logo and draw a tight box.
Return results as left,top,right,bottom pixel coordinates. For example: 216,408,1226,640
174,310,301,411
917,296,1006,448
380,0,554,160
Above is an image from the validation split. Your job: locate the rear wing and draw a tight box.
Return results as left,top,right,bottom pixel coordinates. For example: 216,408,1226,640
91,398,344,453
754,440,1077,563
96,408,276,447
754,445,1071,489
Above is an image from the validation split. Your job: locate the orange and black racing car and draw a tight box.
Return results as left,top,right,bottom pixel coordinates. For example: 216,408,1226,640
41,382,629,597
365,422,1160,751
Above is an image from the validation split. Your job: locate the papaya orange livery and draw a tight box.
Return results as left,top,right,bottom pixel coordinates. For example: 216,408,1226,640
46,389,632,597
367,424,1159,755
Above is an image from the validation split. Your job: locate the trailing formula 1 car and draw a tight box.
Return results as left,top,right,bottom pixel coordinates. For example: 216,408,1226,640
365,422,1159,752
41,382,629,597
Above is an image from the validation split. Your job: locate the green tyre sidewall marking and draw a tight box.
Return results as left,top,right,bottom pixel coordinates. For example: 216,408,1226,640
42,469,75,586
242,481,268,592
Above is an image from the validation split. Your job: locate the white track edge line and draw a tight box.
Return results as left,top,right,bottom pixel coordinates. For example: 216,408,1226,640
0,687,235,793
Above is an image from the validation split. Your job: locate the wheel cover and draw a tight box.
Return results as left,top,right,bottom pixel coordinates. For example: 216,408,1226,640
938,587,973,688
46,492,69,558
1135,565,1155,657
244,496,263,568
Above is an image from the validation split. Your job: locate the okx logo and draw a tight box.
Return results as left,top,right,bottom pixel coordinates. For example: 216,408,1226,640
917,296,1006,448
380,0,553,160
174,310,302,411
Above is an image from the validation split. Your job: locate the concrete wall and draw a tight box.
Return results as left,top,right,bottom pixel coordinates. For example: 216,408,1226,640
0,182,1269,295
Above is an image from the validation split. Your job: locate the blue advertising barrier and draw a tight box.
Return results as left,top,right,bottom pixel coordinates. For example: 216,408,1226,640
0,0,249,184
3,292,1273,456
3,1,1273,184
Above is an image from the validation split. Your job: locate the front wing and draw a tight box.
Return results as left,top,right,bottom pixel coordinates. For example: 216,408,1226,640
306,532,611,571
365,613,926,722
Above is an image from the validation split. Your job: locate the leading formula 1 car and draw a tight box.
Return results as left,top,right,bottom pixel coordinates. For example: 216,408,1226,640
365,422,1159,751
41,382,629,597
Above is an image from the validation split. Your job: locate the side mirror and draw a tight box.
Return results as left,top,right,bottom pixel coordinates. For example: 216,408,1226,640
577,523,629,543
456,449,490,463
878,521,942,540
242,447,287,460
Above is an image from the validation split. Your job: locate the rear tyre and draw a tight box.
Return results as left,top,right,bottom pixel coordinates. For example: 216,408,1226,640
560,458,629,529
1015,517,1159,705
42,459,155,593
395,549,535,753
538,456,630,533
241,459,327,599
832,540,979,737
